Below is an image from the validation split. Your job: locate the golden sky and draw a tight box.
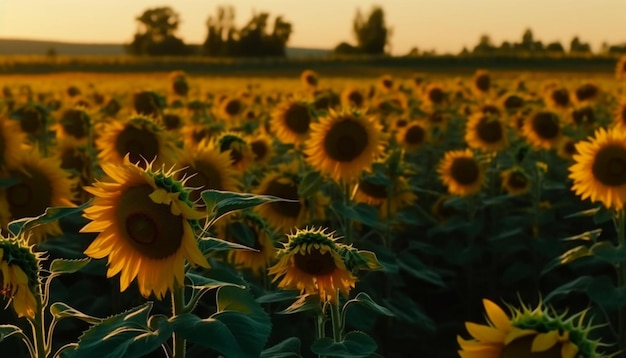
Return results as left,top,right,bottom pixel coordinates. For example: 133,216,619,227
0,0,624,55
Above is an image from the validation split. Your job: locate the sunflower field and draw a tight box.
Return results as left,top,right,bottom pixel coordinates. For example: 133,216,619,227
0,62,626,358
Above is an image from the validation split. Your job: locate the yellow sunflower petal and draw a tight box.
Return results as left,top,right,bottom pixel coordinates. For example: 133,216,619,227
465,322,507,343
531,330,558,352
561,341,579,358
483,299,512,331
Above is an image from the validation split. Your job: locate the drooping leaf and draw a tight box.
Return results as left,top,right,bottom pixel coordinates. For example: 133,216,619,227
343,292,394,317
590,241,626,265
298,171,323,197
198,237,258,253
49,258,91,275
544,276,595,303
255,290,300,304
49,302,103,325
397,252,445,287
0,325,24,343
278,294,322,315
8,199,93,237
261,337,302,358
541,246,593,276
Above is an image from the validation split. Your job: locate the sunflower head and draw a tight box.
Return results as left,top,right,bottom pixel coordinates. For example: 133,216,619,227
545,87,571,110
502,93,525,112
218,96,244,120
341,87,365,108
214,131,254,171
465,113,508,152
170,71,189,97
81,156,209,299
300,69,319,89
271,99,312,145
0,235,41,319
249,134,275,165
11,104,48,137
423,83,446,107
269,227,356,303
437,149,485,197
133,90,164,118
574,83,600,103
501,167,531,195
458,298,609,358
58,107,90,142
304,108,385,183
612,98,626,130
569,127,626,211
397,121,428,152
223,211,277,276
522,111,562,150
378,75,394,92
473,69,491,95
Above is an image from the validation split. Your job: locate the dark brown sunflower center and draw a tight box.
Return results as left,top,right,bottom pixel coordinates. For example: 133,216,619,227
481,105,500,116
395,119,408,128
358,180,388,199
192,128,210,144
117,184,184,259
265,178,301,218
7,168,53,219
501,335,562,358
592,145,626,186
60,149,86,173
293,249,337,276
133,92,161,117
504,95,524,110
507,171,528,189
224,99,242,117
430,111,444,124
347,91,364,107
323,119,369,162
428,88,444,104
563,141,578,156
450,157,479,185
162,114,181,130
531,112,560,139
183,161,223,203
250,140,268,161
575,83,598,101
284,103,311,135
474,74,490,92
476,117,503,143
621,107,626,124
381,79,393,89
115,125,160,165
405,125,425,145
172,79,189,96
551,89,570,107
61,110,88,139
20,109,43,134
305,75,317,87
572,106,595,126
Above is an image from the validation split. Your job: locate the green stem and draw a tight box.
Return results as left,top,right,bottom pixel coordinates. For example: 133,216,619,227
316,311,326,358
171,285,186,358
329,293,342,342
30,296,47,358
342,181,354,244
616,209,626,358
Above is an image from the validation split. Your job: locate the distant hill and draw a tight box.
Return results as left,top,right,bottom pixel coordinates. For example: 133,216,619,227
0,38,331,58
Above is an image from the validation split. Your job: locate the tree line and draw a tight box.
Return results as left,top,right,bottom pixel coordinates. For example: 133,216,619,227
126,5,391,57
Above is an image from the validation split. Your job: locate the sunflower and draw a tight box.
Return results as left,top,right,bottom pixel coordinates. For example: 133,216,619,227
180,122,221,151
271,99,313,145
96,115,179,169
217,96,245,122
0,115,27,169
522,111,562,150
0,150,77,245
501,93,526,113
56,138,92,203
305,108,385,183
353,174,417,219
133,91,164,118
170,70,189,97
421,83,447,108
569,127,626,211
570,105,596,128
437,149,485,197
465,113,508,152
268,227,356,304
222,212,277,276
248,133,275,165
472,69,491,95
544,87,572,111
431,195,459,222
300,69,319,89
55,107,90,144
340,87,366,108
212,131,254,172
612,98,626,131
458,298,608,358
557,137,580,160
253,164,307,231
378,74,394,92
500,167,531,195
574,82,600,104
11,104,48,140
396,121,429,152
80,155,209,299
0,236,40,319
174,141,241,205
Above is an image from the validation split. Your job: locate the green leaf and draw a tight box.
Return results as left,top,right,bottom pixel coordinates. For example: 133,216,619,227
298,171,323,197
8,199,92,237
586,277,626,311
49,302,103,325
202,190,298,227
541,246,593,275
561,229,602,242
172,286,271,358
0,325,24,343
343,292,394,317
329,201,385,231
0,177,19,189
68,302,155,358
198,237,258,252
544,276,595,303
382,294,435,331
226,221,256,247
564,207,601,219
278,294,322,315
397,252,445,287
261,337,302,358
255,290,300,304
49,258,91,275
310,331,377,358
185,272,245,290
590,241,626,265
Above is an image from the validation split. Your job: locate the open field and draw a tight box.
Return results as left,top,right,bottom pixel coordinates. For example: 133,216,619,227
0,67,625,358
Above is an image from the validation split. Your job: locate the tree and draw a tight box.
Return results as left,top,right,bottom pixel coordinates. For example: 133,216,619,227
545,41,565,54
352,6,390,55
472,34,496,54
127,7,189,56
570,36,591,54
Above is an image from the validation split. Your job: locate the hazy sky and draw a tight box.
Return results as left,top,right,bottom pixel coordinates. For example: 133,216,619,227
0,0,625,55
